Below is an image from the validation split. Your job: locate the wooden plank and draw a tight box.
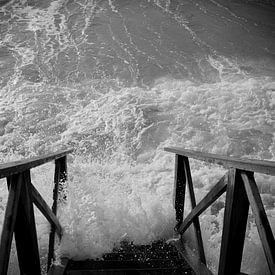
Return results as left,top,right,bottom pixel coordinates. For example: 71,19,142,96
0,174,23,274
31,183,62,239
67,268,190,275
174,154,186,230
241,171,275,275
48,258,69,275
218,169,249,275
183,157,206,265
48,156,67,271
178,173,227,235
173,239,213,275
0,149,73,179
14,170,41,274
164,147,275,176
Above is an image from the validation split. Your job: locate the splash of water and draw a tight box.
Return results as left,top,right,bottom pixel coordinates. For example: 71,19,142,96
0,0,275,274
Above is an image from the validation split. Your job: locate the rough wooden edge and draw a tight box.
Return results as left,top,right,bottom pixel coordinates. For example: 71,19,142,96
48,156,67,271
14,170,41,274
178,173,227,234
183,157,206,264
48,258,69,275
31,183,62,238
0,174,23,274
241,171,275,275
0,149,73,179
173,239,213,275
164,147,275,176
218,169,249,275
174,154,186,229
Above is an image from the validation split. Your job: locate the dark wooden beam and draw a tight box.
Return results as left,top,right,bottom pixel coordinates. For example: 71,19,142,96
0,149,73,179
174,154,186,229
174,239,213,275
178,173,227,235
0,174,23,274
183,157,206,265
14,170,41,274
31,183,62,239
218,169,249,275
48,156,68,271
241,171,275,275
164,147,275,176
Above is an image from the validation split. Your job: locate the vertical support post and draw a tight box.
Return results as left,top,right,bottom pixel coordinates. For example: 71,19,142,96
174,154,186,230
241,171,275,274
0,174,23,275
47,156,67,271
183,157,206,265
218,169,249,275
14,170,41,274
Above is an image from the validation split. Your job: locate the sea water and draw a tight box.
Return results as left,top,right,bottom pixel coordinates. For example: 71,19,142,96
0,0,274,274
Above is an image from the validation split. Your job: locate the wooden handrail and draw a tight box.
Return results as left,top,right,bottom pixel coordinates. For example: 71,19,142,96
166,147,275,275
164,147,275,176
0,149,73,275
0,149,73,179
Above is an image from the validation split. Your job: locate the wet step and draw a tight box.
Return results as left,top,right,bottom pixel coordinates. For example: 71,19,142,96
63,240,194,275
67,267,190,274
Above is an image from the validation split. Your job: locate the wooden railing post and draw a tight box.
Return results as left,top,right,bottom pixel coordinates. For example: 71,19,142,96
218,169,249,275
241,171,275,274
174,154,186,230
183,157,206,265
47,156,67,270
14,170,41,274
0,174,23,274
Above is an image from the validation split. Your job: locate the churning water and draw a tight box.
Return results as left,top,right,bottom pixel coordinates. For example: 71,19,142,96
0,0,274,274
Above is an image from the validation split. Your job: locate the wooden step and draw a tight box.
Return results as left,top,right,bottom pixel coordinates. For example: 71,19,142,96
66,267,191,274
68,259,184,269
49,240,194,275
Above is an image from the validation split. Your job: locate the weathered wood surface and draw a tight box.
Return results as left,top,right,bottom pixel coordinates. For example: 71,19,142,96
174,154,186,229
218,169,249,275
164,147,275,176
14,170,41,274
183,157,206,265
241,171,275,275
48,156,67,271
178,173,227,234
0,174,23,274
31,183,62,238
174,239,213,275
0,149,73,179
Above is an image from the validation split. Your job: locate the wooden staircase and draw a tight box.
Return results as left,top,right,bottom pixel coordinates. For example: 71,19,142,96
55,240,194,275
0,148,274,275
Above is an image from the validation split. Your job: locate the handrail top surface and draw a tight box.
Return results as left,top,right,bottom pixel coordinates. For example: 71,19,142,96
164,147,275,176
0,149,73,179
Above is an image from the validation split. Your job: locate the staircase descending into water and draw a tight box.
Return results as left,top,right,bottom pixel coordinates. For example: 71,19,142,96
51,240,194,275
0,148,274,275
